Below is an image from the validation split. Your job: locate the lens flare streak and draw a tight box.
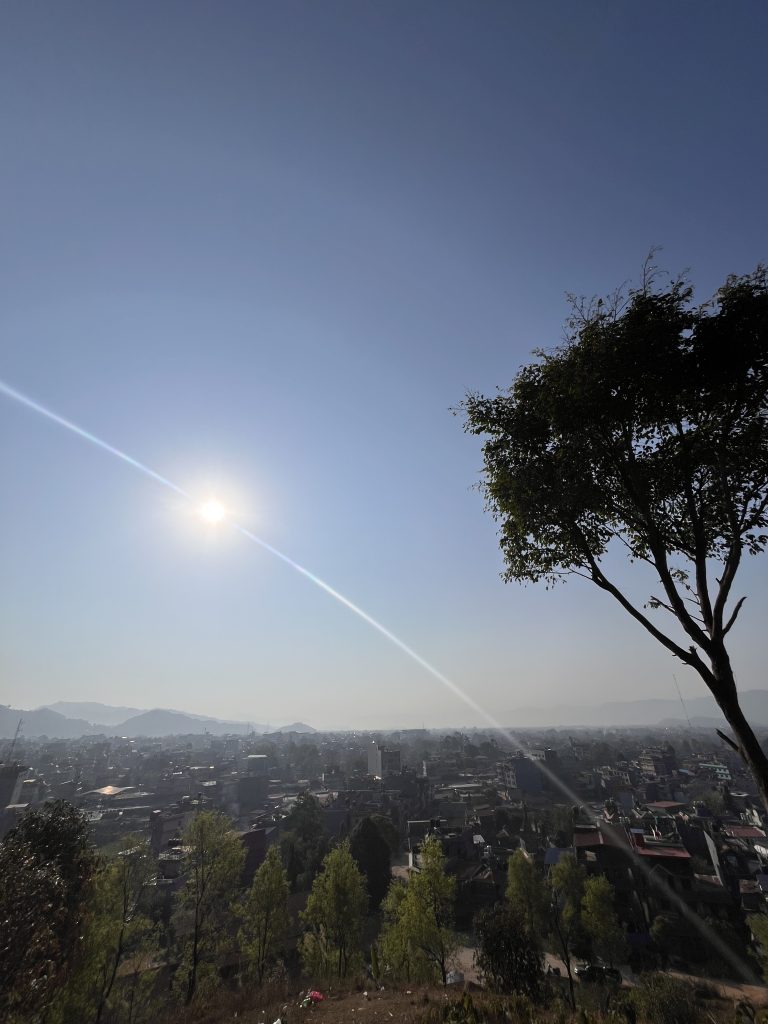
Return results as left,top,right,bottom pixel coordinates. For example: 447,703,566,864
0,376,756,983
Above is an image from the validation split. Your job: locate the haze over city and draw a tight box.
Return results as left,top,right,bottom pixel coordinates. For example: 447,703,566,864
2,2,767,730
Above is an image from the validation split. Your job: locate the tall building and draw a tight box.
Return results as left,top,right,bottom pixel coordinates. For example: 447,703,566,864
0,764,25,808
367,742,401,778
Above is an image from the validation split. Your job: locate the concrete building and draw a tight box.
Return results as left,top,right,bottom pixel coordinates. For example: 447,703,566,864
501,755,543,794
367,742,401,778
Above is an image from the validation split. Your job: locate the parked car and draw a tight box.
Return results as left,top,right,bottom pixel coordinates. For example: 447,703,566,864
574,963,621,985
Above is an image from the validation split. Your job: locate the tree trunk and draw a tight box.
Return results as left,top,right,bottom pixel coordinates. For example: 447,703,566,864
95,927,124,1024
186,920,200,1005
563,954,576,1012
715,673,768,815
701,643,768,813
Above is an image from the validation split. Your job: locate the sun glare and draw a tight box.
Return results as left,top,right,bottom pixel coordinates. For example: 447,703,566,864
199,499,227,525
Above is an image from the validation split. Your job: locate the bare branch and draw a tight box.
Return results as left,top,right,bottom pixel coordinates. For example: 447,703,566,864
570,527,711,679
722,596,747,637
716,729,740,754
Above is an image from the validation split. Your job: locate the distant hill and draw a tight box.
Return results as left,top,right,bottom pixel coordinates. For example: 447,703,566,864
44,701,145,726
44,701,269,734
0,705,99,740
108,709,267,738
2,703,270,740
271,721,316,734
506,689,768,729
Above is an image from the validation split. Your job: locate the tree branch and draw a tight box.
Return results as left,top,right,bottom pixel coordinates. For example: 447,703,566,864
716,729,740,754
675,420,714,634
722,596,747,637
608,434,713,655
570,528,711,679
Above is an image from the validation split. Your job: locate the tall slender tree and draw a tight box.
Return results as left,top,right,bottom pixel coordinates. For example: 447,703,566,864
235,846,290,985
173,811,244,1004
300,841,367,981
463,264,768,808
349,817,392,912
380,835,458,985
581,875,627,968
0,801,97,1022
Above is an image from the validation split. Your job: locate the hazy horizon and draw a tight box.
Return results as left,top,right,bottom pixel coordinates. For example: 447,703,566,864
2,3,767,729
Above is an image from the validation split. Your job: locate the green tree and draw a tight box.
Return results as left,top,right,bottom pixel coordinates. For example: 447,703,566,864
300,841,367,981
173,811,244,1004
349,816,392,911
650,912,678,969
280,792,328,892
283,791,324,844
379,879,412,981
235,846,290,985
547,854,586,1010
506,850,547,944
581,876,627,967
370,814,400,857
47,837,159,1024
380,835,458,985
0,800,97,1022
749,914,768,982
462,264,768,810
474,903,543,999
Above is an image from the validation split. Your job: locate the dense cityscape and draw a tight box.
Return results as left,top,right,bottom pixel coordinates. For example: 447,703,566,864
3,709,768,1020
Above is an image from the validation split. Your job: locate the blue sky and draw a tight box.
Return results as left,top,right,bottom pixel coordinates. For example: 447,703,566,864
1,2,766,728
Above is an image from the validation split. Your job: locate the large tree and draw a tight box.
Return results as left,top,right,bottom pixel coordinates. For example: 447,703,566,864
380,834,458,985
547,854,586,1011
349,816,392,912
300,841,367,981
474,903,543,1000
0,801,97,1022
506,850,547,945
463,264,768,807
581,875,627,968
280,792,329,892
235,845,290,985
48,836,158,1024
173,811,244,1004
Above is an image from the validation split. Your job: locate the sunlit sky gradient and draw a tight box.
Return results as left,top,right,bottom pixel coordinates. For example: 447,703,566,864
1,2,767,729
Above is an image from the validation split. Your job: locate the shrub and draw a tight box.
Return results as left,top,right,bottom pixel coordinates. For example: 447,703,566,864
631,973,697,1024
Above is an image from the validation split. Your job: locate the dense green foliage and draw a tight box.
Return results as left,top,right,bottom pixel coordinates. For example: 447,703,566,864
173,811,245,1004
380,835,458,985
235,845,290,984
300,840,367,980
581,875,626,967
349,816,392,911
280,792,330,892
631,973,698,1024
474,903,543,999
506,850,547,944
0,800,97,1021
50,837,158,1024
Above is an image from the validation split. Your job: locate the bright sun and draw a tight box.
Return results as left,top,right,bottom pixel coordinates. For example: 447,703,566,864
199,499,227,525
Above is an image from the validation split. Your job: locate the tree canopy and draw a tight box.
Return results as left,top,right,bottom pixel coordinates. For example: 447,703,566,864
349,816,392,912
474,902,543,999
0,800,97,1022
381,834,458,985
300,841,367,981
235,845,290,985
173,810,245,1004
463,263,768,806
581,875,627,967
